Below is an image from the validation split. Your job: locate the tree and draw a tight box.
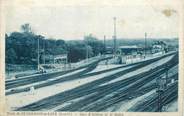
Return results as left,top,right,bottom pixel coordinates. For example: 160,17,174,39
84,34,105,56
20,23,32,34
67,41,94,63
56,39,65,47
6,48,17,64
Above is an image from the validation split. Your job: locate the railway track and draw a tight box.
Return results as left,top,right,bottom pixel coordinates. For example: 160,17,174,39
7,52,177,95
6,57,112,90
6,52,176,89
82,54,178,112
130,81,178,112
6,58,100,89
65,66,177,112
58,68,167,111
16,52,178,111
54,53,178,111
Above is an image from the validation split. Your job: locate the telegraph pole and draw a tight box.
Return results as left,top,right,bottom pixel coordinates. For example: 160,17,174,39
37,36,40,70
113,17,117,56
144,32,147,58
43,38,45,64
86,41,89,62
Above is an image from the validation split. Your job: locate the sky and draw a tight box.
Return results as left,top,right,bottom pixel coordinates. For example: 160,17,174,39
5,2,179,40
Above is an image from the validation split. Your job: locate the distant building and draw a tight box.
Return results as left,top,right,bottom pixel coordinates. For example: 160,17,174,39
118,45,143,55
44,54,67,64
105,46,113,54
114,45,144,64
54,54,68,64
44,54,54,63
151,41,167,54
152,44,162,53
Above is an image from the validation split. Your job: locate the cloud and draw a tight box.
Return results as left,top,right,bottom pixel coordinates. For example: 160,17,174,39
5,5,178,40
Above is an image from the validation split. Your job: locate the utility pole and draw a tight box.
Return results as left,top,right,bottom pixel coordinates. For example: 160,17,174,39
144,32,147,58
37,36,40,71
113,17,117,57
43,38,45,64
104,35,106,55
86,41,89,63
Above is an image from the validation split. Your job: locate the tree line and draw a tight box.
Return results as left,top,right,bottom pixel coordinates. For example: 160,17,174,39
6,24,105,65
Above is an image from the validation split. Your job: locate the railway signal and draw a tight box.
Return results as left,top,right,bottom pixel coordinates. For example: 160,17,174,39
165,64,169,88
156,77,164,112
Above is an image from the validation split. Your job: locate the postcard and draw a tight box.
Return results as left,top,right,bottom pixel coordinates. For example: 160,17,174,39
0,0,183,116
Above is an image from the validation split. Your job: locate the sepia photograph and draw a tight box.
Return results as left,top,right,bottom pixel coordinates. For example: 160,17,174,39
1,0,182,114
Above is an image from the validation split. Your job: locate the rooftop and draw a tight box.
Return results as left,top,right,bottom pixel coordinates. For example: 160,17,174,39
119,45,142,49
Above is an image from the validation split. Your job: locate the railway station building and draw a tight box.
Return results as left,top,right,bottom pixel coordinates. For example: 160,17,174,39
118,45,143,55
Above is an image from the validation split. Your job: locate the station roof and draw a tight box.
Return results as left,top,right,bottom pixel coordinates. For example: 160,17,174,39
118,45,142,49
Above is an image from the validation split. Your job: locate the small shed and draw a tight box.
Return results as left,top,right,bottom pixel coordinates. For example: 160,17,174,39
106,46,113,54
54,54,68,64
